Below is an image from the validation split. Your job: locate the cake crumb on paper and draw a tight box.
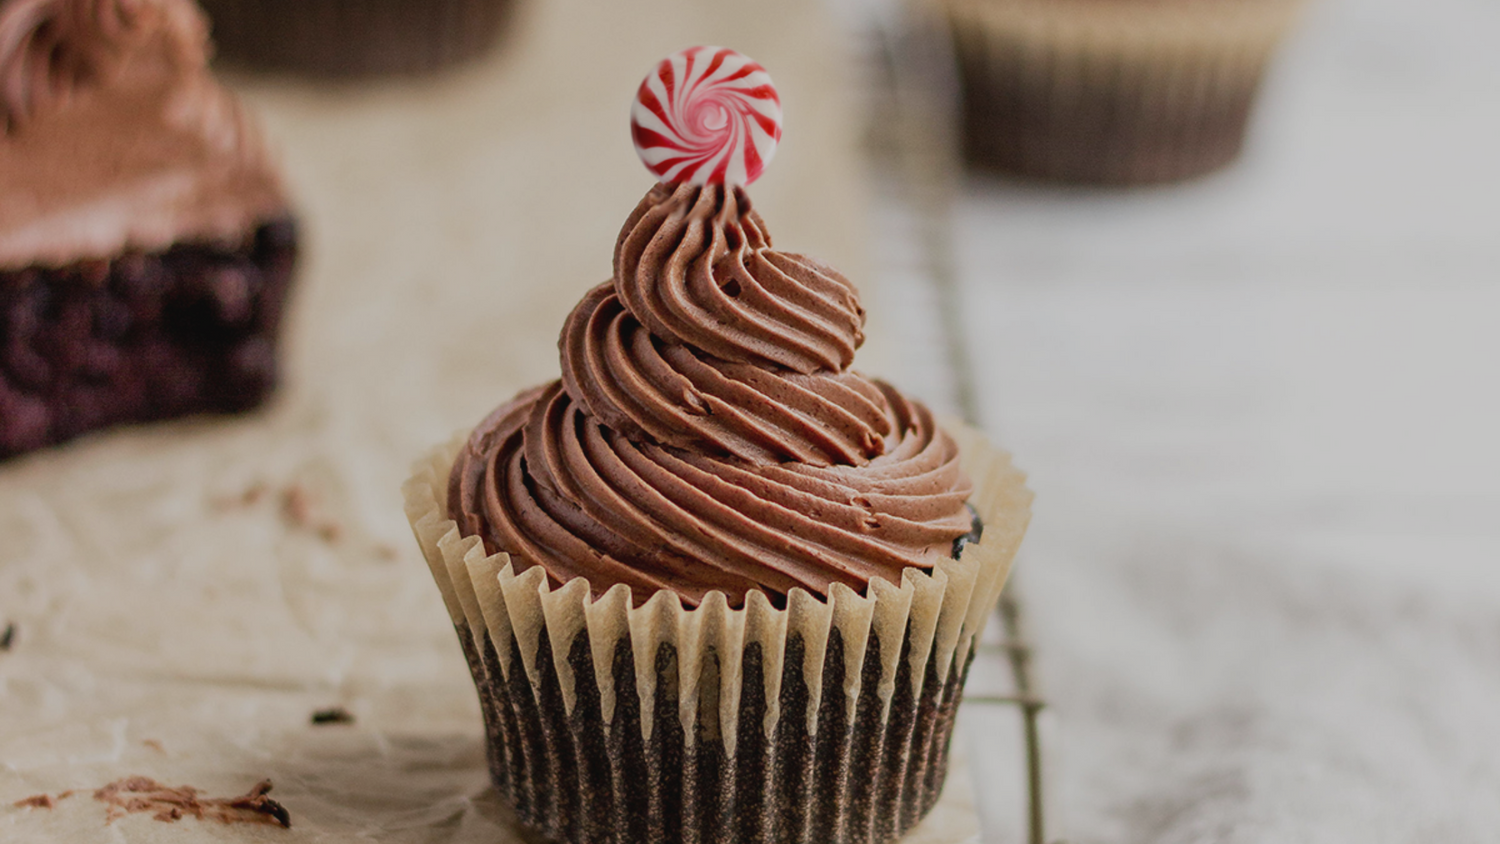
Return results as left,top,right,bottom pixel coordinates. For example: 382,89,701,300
13,791,72,810
213,479,346,544
142,739,165,753
210,481,269,511
280,484,343,543
93,777,290,828
311,707,356,725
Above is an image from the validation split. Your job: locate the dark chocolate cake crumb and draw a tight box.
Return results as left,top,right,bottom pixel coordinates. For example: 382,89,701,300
93,776,290,828
311,707,355,725
0,217,297,461
1,622,15,651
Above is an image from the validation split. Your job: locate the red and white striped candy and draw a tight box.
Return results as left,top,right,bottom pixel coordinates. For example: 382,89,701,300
631,46,782,188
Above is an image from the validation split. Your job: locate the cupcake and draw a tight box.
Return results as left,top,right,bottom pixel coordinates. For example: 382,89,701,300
0,0,298,459
197,0,516,78
404,47,1031,844
940,0,1303,184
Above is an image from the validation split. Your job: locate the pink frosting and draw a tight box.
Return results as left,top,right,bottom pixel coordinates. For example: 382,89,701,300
0,0,287,270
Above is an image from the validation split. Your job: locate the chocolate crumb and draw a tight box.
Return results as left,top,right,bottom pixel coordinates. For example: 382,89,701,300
280,484,343,543
93,776,290,829
281,484,312,526
1,622,14,651
212,481,268,510
228,780,291,829
14,790,75,809
311,707,355,725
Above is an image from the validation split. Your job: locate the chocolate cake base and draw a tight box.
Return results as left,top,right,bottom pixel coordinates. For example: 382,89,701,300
0,217,297,460
457,617,972,844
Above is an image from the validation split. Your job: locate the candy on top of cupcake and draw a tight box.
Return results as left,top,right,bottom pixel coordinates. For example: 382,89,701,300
450,48,972,608
630,46,782,188
0,0,288,269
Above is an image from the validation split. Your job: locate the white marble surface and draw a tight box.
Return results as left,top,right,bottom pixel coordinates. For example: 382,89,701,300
928,0,1500,839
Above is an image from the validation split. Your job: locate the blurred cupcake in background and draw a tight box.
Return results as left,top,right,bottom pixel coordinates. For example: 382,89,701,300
940,0,1303,184
0,0,298,459
197,0,516,78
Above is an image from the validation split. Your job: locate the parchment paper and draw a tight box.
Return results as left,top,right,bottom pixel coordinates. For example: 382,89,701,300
0,0,976,840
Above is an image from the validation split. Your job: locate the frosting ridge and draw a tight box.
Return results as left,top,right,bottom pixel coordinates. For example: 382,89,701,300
452,184,973,607
614,184,864,374
0,0,288,269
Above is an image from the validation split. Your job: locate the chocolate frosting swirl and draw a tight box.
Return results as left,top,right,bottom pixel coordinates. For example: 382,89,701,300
0,0,287,269
452,184,973,607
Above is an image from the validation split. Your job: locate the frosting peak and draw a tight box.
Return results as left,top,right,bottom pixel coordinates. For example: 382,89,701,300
613,183,865,374
0,0,288,269
563,183,885,467
453,185,975,608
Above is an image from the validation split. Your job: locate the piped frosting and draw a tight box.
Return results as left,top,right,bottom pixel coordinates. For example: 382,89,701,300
450,184,974,608
0,0,287,269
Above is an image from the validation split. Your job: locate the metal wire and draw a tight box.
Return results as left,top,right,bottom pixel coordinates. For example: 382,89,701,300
866,14,1054,844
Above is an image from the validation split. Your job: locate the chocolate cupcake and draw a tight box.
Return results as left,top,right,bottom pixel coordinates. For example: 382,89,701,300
197,0,516,78
404,47,1031,843
0,0,298,459
941,0,1303,183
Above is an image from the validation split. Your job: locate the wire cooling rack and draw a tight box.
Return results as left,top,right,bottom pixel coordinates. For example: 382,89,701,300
861,14,1057,844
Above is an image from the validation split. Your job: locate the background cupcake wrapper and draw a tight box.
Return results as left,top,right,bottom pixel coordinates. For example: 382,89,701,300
199,0,515,77
404,424,1031,844
941,0,1304,184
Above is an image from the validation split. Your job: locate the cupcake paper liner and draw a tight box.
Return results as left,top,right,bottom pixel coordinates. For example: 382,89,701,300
199,0,515,78
942,0,1302,184
404,424,1031,844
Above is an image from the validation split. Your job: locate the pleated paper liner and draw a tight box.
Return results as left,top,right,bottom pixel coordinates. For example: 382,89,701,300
941,0,1303,184
199,0,516,78
404,424,1031,844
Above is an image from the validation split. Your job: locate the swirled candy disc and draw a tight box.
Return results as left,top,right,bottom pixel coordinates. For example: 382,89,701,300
630,46,782,188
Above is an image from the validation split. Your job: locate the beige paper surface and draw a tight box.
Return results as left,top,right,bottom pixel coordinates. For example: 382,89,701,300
0,0,974,840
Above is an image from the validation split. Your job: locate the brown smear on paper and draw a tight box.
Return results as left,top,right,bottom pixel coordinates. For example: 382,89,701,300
209,480,269,511
280,484,343,543
209,479,348,543
93,777,290,828
14,791,72,810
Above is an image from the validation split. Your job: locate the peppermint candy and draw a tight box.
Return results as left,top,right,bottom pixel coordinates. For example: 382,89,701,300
631,46,782,188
